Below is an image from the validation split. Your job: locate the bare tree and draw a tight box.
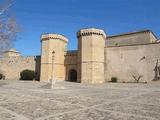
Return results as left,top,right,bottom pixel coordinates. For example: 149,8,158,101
132,74,143,83
0,0,19,56
128,68,143,83
129,69,143,83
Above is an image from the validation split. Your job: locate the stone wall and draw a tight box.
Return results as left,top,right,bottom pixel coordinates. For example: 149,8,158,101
105,43,160,83
0,56,41,80
64,50,78,81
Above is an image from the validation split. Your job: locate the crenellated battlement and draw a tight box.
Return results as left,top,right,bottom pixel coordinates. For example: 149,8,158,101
41,34,68,43
77,28,106,38
65,50,77,56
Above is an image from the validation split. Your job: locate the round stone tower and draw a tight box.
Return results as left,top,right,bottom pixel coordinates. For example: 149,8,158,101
77,28,106,84
40,34,68,82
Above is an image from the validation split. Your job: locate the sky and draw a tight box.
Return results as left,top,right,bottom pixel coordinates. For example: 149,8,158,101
3,0,160,55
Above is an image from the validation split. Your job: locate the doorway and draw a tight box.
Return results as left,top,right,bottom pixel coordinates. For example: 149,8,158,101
68,69,77,82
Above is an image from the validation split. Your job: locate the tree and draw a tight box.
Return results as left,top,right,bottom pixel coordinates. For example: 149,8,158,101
0,0,19,56
132,74,143,83
129,69,143,83
20,70,35,80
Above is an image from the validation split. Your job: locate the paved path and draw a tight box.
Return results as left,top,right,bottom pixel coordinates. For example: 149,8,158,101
0,80,160,120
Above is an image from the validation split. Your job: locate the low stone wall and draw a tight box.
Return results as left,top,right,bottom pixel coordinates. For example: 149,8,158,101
0,56,41,80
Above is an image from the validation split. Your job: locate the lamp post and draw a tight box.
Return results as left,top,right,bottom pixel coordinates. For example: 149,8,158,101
51,51,55,88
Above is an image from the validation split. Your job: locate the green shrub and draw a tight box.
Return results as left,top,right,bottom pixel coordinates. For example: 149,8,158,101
111,77,118,83
20,70,35,80
115,43,118,46
0,73,3,80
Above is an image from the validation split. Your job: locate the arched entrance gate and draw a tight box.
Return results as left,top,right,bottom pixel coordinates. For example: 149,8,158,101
68,69,77,82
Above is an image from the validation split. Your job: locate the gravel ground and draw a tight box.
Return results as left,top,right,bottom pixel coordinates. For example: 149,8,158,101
0,80,160,120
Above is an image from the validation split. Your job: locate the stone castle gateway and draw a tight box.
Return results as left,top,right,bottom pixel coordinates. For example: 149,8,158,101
1,28,160,84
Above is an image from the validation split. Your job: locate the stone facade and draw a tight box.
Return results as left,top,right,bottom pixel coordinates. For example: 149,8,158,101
0,28,160,84
64,50,78,82
105,43,160,83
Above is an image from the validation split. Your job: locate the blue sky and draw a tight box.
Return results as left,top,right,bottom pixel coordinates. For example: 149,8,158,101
6,0,160,55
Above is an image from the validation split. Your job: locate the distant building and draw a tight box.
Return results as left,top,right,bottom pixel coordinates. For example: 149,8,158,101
0,28,160,83
3,48,21,57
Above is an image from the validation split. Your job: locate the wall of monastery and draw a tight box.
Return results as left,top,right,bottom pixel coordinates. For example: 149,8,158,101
105,43,160,83
0,56,41,80
106,31,157,47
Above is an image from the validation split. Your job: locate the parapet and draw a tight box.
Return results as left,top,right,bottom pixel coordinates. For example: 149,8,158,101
41,34,68,43
77,28,106,38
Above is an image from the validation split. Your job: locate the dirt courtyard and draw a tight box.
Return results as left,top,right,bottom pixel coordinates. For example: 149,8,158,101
0,80,160,120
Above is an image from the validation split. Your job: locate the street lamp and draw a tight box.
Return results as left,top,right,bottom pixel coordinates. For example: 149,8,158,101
51,51,55,88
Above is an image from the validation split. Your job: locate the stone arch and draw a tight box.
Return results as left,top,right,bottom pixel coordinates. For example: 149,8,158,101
68,69,77,82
